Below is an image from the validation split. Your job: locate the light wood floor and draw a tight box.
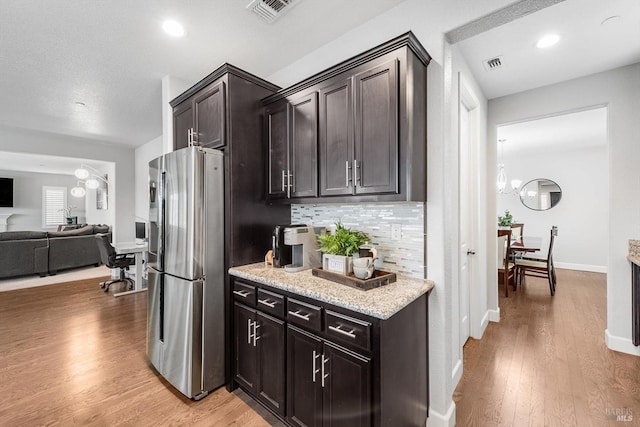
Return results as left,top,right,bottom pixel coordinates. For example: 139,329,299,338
0,277,284,426
454,269,640,426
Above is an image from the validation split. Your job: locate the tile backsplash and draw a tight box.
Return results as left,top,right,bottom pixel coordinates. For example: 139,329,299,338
291,203,426,278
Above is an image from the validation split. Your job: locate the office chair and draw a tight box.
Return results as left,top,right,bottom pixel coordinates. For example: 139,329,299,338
95,234,135,293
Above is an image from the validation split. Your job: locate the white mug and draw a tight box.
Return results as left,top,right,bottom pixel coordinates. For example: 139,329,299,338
353,256,374,268
354,265,374,279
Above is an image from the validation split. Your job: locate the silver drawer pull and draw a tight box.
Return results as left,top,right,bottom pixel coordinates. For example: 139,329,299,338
288,309,311,321
328,324,357,339
233,290,250,298
258,298,276,308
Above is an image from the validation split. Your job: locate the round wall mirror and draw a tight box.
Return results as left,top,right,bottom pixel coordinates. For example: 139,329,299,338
519,178,562,211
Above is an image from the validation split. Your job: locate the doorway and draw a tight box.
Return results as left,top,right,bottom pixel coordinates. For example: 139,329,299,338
458,76,481,347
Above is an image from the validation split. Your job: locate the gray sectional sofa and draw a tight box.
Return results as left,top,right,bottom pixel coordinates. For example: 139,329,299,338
0,225,111,279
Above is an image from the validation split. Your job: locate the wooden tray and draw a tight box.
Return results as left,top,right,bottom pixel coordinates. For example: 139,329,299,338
311,267,397,291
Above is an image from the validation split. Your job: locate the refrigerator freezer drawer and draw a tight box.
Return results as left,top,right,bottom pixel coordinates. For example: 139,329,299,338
147,270,204,399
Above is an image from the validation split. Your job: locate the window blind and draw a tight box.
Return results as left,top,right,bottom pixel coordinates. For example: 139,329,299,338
43,186,67,227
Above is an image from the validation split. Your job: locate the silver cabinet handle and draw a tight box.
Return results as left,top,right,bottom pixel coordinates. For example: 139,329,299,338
233,290,250,298
281,170,286,192
328,324,357,339
253,322,261,346
188,128,193,146
247,319,253,345
345,161,352,187
258,298,276,308
288,310,311,321
312,350,321,383
287,169,292,198
353,160,360,186
321,354,329,388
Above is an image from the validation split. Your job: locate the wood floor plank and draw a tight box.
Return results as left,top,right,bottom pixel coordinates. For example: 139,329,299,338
0,278,284,427
455,269,640,426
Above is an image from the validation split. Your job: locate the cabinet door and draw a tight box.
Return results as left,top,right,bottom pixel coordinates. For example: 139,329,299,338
289,92,318,198
354,60,399,195
234,303,256,392
287,326,323,427
194,81,226,149
266,101,289,199
322,342,371,427
255,312,286,416
319,78,353,196
173,101,193,150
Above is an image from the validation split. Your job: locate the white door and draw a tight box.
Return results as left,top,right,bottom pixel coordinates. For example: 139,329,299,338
459,83,478,347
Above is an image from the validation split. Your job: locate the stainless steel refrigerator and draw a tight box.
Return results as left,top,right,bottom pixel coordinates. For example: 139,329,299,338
147,146,225,400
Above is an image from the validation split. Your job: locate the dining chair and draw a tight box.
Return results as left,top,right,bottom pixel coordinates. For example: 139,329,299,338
510,223,524,241
515,226,558,296
497,229,516,297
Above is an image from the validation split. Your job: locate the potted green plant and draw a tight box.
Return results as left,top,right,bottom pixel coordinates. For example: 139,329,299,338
317,222,369,275
498,209,513,229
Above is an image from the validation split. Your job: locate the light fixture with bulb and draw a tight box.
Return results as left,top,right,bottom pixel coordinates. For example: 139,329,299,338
497,138,523,195
162,19,185,37
536,33,560,49
71,164,109,197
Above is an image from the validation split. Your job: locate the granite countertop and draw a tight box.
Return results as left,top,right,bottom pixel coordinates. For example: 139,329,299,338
229,263,434,320
628,240,640,266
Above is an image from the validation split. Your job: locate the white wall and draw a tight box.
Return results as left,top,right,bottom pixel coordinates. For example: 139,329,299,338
487,63,640,356
0,170,86,230
497,144,608,272
83,162,115,226
134,136,162,221
0,126,136,243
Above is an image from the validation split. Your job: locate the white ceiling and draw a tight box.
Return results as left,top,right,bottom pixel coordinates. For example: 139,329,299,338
456,0,640,99
0,0,638,151
0,151,109,176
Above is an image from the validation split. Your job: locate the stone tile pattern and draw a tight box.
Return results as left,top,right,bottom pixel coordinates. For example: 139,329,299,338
628,240,640,266
230,263,434,320
291,203,425,278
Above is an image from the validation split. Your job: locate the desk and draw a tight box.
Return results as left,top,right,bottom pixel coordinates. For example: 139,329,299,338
113,242,148,297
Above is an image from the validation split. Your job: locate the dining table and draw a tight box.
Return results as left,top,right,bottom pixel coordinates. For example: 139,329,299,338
511,236,542,253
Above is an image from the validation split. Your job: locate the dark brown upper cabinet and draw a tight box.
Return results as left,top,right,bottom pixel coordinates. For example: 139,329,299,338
173,81,225,150
265,92,318,200
353,60,398,195
319,78,353,197
262,31,430,204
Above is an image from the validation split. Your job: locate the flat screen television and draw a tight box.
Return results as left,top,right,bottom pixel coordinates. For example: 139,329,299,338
0,178,13,208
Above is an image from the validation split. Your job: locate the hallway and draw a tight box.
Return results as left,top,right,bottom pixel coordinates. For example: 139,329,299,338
454,269,640,426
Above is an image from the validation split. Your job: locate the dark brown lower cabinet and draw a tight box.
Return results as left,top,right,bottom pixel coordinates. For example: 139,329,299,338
230,276,429,426
234,302,286,416
287,326,371,427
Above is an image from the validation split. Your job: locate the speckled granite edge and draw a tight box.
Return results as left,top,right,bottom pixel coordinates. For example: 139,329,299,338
628,255,640,267
229,263,434,320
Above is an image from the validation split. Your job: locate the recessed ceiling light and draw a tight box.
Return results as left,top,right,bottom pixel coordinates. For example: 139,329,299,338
536,34,560,49
162,20,185,37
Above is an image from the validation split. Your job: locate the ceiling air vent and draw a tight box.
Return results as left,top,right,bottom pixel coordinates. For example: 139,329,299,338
483,56,504,71
247,0,300,23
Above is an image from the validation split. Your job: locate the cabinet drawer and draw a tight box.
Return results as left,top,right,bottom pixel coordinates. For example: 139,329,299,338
233,281,257,307
256,288,285,318
325,310,371,351
287,298,322,332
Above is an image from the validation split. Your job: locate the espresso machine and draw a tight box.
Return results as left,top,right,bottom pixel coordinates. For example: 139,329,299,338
283,225,322,273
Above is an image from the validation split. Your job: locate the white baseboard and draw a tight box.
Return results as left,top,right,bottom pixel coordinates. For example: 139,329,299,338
471,310,489,339
428,400,456,427
555,262,607,273
488,308,500,323
605,329,640,356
